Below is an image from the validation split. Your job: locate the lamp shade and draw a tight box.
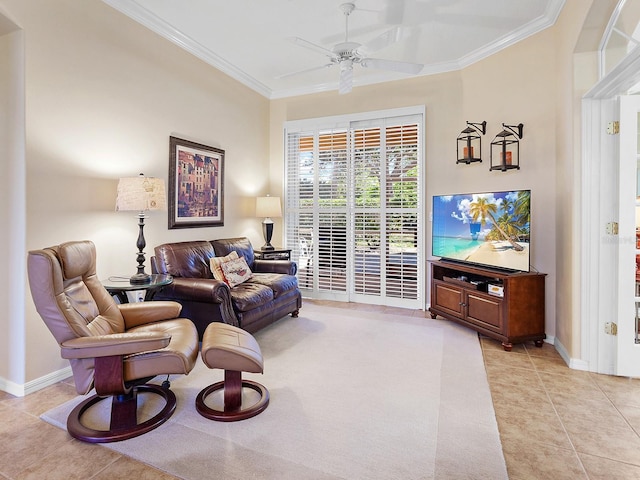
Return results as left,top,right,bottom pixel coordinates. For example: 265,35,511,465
115,174,167,212
255,196,282,218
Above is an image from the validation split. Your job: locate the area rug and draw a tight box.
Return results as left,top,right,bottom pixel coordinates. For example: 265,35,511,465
41,301,507,480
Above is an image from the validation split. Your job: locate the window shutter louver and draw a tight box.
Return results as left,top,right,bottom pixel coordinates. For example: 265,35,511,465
285,110,423,308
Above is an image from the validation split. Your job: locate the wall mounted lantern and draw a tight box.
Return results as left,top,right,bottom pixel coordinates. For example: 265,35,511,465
456,121,486,164
490,123,524,172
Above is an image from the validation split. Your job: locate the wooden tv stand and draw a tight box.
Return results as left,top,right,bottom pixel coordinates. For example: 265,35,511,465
428,259,546,351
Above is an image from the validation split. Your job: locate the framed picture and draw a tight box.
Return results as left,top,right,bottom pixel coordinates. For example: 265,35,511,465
168,136,225,229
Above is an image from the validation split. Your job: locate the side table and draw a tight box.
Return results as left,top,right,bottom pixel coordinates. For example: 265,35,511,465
102,274,173,304
254,248,291,261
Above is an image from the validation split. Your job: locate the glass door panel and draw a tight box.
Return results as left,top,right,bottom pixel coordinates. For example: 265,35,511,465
602,0,640,77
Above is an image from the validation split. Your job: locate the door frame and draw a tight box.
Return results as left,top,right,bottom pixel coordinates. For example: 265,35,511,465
582,46,640,374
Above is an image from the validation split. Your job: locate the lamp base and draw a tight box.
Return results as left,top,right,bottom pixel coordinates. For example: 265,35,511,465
130,273,152,285
262,220,275,251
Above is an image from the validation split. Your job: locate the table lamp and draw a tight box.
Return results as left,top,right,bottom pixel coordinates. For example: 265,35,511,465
256,195,282,251
115,173,166,284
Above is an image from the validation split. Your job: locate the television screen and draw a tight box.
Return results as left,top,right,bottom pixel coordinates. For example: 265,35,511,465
431,190,531,272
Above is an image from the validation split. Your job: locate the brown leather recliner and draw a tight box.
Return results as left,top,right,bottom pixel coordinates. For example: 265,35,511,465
27,240,199,443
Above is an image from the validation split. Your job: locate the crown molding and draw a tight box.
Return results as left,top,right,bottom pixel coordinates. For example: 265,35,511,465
456,0,566,70
269,60,463,99
103,0,566,100
272,0,565,98
102,0,272,98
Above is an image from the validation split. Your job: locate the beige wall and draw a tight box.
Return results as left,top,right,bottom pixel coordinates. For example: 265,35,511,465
270,15,571,345
0,0,270,388
0,10,24,387
555,1,598,359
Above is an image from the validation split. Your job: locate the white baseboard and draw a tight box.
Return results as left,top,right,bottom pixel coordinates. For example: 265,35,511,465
0,366,73,397
553,337,590,371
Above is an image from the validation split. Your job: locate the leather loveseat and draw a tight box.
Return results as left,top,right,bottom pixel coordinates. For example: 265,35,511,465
151,237,301,338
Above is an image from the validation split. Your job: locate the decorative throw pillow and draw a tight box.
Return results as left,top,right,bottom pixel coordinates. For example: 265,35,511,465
209,251,238,281
220,256,252,287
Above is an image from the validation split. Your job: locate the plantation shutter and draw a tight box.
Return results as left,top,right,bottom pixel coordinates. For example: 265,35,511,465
384,123,419,299
285,108,423,308
353,127,383,297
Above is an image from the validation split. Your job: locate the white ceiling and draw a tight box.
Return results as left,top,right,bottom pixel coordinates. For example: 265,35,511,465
103,0,566,99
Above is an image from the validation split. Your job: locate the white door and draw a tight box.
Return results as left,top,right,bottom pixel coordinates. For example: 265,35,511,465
582,43,640,376
617,95,640,377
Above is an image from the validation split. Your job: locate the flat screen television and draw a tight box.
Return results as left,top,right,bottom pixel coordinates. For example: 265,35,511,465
431,190,531,272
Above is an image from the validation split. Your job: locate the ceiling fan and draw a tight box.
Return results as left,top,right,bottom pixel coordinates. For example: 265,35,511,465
283,2,424,94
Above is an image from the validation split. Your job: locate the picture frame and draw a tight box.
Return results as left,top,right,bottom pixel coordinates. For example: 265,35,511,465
168,136,225,229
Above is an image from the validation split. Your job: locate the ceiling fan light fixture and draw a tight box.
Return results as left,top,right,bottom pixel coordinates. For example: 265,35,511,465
339,67,353,95
340,59,354,71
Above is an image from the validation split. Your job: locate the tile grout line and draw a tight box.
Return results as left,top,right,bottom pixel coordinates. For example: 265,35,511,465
86,454,127,480
524,344,591,479
590,375,640,440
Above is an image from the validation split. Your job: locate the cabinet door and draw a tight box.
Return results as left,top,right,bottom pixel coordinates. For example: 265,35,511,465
432,281,464,317
466,292,503,333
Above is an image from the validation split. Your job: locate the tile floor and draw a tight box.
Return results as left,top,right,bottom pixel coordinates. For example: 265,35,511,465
1,303,640,479
481,336,640,479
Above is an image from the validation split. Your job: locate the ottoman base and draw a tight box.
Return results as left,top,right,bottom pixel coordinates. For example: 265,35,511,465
196,370,269,421
197,323,270,422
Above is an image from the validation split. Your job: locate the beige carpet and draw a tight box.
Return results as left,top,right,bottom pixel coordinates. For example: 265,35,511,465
42,301,507,480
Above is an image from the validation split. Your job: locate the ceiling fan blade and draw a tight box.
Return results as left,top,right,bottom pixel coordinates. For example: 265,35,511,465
338,67,353,95
288,36,337,60
361,57,423,75
275,63,334,80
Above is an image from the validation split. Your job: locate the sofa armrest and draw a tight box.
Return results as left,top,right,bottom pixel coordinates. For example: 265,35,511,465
253,259,297,275
155,277,240,328
160,277,231,303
